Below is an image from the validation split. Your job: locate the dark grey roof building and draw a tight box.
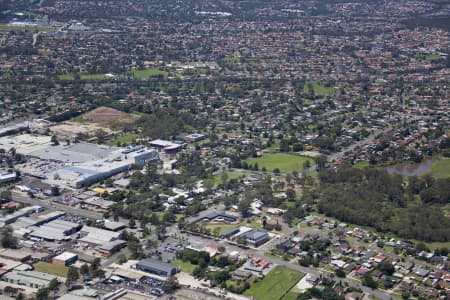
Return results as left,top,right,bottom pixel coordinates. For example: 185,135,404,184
136,259,179,277
241,229,270,247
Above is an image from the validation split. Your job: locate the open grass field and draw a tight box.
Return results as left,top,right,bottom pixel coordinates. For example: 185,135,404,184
246,153,313,173
205,170,247,186
244,266,303,300
171,259,197,274
58,73,108,81
107,133,140,146
33,261,69,277
304,82,335,96
204,223,239,236
130,68,168,79
426,158,450,178
0,24,54,31
281,291,300,300
353,160,370,169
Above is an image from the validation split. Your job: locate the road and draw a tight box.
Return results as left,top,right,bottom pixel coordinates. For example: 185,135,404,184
256,252,399,300
165,223,400,300
11,192,103,220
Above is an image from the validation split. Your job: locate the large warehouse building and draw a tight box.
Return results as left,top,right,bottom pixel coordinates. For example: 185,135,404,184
136,259,179,277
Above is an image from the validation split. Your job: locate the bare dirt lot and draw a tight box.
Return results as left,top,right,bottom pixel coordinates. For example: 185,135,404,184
82,106,139,124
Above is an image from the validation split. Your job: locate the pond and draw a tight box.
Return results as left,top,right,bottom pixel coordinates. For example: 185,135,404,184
386,158,439,176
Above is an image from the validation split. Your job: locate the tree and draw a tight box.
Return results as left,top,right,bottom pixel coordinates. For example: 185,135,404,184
35,288,49,300
335,268,346,278
90,258,101,273
48,278,59,299
378,260,395,276
362,273,378,289
65,267,79,288
161,276,179,293
238,198,251,217
51,186,60,196
51,135,59,146
0,226,18,249
80,263,90,279
15,293,24,300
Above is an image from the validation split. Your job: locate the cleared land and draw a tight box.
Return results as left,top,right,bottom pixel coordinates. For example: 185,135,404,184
246,153,313,173
33,261,69,277
244,266,303,300
81,107,139,124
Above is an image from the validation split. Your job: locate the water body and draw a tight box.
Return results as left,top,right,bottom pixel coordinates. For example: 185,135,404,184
387,158,438,176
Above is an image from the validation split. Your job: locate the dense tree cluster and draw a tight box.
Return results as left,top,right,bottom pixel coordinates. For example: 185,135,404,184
317,168,450,242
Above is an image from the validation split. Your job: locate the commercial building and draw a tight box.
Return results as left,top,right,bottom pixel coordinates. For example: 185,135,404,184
52,252,78,266
241,229,270,247
149,139,184,153
4,134,159,189
183,133,206,142
0,173,17,184
47,146,159,188
135,259,179,277
103,221,127,232
203,211,238,224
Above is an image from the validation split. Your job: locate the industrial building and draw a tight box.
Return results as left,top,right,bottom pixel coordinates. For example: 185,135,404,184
52,252,78,266
28,219,79,242
1,270,60,289
135,259,179,277
0,206,43,226
98,240,127,255
79,226,123,246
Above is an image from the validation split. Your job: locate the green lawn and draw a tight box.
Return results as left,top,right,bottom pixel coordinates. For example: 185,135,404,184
107,133,140,146
204,223,239,236
130,68,168,79
425,54,444,62
33,261,69,277
353,160,370,169
206,170,246,186
304,82,335,96
281,291,300,300
246,153,313,173
426,158,450,178
171,259,197,274
58,73,108,81
245,266,303,300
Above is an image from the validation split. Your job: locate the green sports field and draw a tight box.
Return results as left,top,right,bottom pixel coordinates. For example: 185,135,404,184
244,266,303,300
246,153,313,173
